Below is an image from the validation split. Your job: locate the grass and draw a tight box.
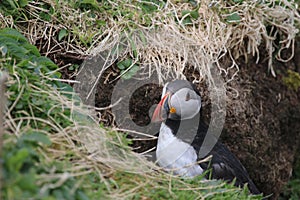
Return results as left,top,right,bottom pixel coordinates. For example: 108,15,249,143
1,0,300,199
1,0,299,82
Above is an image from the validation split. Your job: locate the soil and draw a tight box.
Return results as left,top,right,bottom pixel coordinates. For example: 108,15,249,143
222,51,300,199
52,41,300,199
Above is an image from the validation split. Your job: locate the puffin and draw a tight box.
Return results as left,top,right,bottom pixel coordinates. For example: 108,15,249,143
152,79,260,194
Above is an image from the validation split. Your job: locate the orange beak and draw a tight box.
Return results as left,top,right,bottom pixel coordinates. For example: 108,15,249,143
151,93,170,122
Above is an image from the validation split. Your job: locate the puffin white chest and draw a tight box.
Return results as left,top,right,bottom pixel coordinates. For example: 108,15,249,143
156,123,203,177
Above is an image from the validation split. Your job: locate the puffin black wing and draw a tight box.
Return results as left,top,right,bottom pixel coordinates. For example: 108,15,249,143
189,120,260,194
199,142,260,194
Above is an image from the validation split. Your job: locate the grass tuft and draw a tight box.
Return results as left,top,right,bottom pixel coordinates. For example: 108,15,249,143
0,0,299,83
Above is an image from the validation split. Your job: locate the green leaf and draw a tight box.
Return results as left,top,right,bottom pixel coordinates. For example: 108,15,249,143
232,0,244,3
226,13,241,23
96,20,106,26
76,191,90,200
0,37,28,59
19,0,28,7
18,171,37,191
4,0,18,10
35,57,58,70
121,64,139,80
182,10,191,17
7,148,29,172
129,37,138,58
78,0,99,10
21,131,52,146
181,10,195,25
80,0,97,5
0,45,8,56
190,10,199,19
117,59,132,70
138,30,147,45
53,190,65,199
58,29,68,41
15,102,24,109
0,32,39,58
31,97,44,106
117,63,125,70
39,12,52,21
68,64,79,71
23,43,40,56
0,28,28,43
188,0,198,7
139,2,158,13
62,185,73,199
182,9,199,20
182,17,193,25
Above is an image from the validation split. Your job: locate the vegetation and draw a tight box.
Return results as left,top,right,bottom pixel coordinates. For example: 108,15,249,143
283,70,300,90
1,0,299,82
0,0,300,199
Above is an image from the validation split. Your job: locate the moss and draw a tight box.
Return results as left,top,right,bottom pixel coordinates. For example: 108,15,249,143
283,70,300,90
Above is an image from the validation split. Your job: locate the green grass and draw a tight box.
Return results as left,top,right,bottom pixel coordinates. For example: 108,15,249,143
0,27,88,200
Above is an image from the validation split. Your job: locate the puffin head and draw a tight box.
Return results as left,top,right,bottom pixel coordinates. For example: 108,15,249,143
152,80,201,122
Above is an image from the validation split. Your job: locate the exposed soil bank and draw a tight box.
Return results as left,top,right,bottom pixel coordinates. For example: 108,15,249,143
76,43,300,199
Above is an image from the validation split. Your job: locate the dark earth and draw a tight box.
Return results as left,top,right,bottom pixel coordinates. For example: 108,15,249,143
44,38,300,199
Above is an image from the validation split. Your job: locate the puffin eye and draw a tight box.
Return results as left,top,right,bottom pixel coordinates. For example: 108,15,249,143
185,92,191,101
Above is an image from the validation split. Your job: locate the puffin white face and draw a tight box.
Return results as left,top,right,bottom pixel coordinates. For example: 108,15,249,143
169,88,201,120
152,80,202,122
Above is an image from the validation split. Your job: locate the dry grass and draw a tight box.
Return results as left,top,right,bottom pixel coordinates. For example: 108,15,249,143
2,0,298,82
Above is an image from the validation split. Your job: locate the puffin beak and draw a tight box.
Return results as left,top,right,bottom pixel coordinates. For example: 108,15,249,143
151,92,171,122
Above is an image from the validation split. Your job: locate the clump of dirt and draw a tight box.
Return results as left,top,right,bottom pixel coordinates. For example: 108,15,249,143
129,83,161,126
94,64,120,126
